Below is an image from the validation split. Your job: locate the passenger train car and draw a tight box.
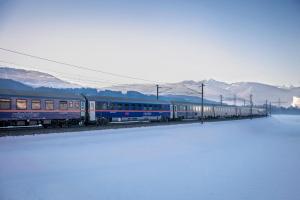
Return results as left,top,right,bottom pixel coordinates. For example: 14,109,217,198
85,96,171,124
171,101,267,120
0,89,267,127
0,89,85,127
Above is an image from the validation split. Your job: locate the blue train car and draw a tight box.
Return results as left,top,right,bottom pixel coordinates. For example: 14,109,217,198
86,96,171,124
0,89,86,127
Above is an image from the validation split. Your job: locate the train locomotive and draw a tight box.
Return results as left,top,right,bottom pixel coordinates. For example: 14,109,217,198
0,89,267,127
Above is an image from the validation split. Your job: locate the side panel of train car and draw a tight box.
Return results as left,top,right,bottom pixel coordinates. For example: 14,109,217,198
86,97,171,123
171,102,223,120
0,92,85,127
171,101,267,120
171,103,203,120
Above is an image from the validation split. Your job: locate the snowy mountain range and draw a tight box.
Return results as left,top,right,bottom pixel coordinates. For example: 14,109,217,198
103,80,300,106
1,66,299,107
0,67,80,88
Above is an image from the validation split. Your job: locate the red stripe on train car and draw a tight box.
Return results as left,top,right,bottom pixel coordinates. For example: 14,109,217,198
94,110,171,112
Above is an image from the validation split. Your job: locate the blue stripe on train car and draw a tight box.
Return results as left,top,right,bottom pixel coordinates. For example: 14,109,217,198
95,111,170,118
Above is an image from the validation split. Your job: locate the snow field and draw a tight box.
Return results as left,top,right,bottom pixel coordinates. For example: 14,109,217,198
0,115,300,200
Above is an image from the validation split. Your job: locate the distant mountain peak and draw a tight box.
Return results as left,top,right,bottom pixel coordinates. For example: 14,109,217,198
0,66,81,88
1,66,299,107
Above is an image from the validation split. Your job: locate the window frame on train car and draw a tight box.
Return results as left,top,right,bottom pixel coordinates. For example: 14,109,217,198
16,99,27,110
131,104,136,110
74,101,80,109
68,101,74,109
96,102,107,110
116,103,122,110
106,102,111,110
146,104,150,110
157,104,161,111
0,99,11,110
31,100,41,110
110,103,116,110
124,103,129,110
45,100,54,110
59,101,68,110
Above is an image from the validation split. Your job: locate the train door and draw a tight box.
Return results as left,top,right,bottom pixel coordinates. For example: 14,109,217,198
89,101,96,121
185,105,188,119
173,104,178,119
80,101,85,118
170,104,174,119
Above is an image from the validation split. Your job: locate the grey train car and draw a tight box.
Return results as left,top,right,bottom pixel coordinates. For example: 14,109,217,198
170,101,267,120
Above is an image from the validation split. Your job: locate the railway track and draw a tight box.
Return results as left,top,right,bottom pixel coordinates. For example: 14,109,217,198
0,116,265,137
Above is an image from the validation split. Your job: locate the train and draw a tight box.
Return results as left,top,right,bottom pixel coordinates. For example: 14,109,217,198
0,89,267,127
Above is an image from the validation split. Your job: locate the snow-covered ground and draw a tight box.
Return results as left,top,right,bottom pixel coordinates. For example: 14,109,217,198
0,115,300,200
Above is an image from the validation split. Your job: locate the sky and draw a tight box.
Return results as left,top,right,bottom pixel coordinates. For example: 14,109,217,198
0,0,299,87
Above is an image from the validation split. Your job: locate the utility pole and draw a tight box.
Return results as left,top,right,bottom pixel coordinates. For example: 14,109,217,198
234,94,236,106
269,102,272,116
220,95,223,106
250,94,253,119
243,99,246,107
265,100,268,116
271,98,287,108
234,94,237,116
156,84,160,100
201,83,204,124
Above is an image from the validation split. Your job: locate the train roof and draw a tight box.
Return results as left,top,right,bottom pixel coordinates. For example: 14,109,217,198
0,89,85,100
171,100,241,107
86,95,170,105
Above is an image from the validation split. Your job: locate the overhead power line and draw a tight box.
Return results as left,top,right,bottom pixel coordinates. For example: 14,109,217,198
0,60,122,86
0,47,162,84
182,84,203,95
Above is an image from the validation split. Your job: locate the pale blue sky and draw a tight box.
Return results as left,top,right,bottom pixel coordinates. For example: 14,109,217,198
0,0,299,87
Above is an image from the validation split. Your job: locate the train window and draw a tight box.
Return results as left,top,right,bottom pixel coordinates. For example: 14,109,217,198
116,103,122,110
59,101,68,110
160,105,164,110
69,101,73,108
142,104,147,110
45,100,54,110
31,100,41,110
157,105,162,110
158,105,162,110
110,103,115,110
96,102,104,110
136,104,141,110
146,104,150,110
0,99,11,110
98,102,108,110
107,103,112,110
74,101,80,109
131,104,136,110
124,104,129,110
103,103,108,110
17,99,27,110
